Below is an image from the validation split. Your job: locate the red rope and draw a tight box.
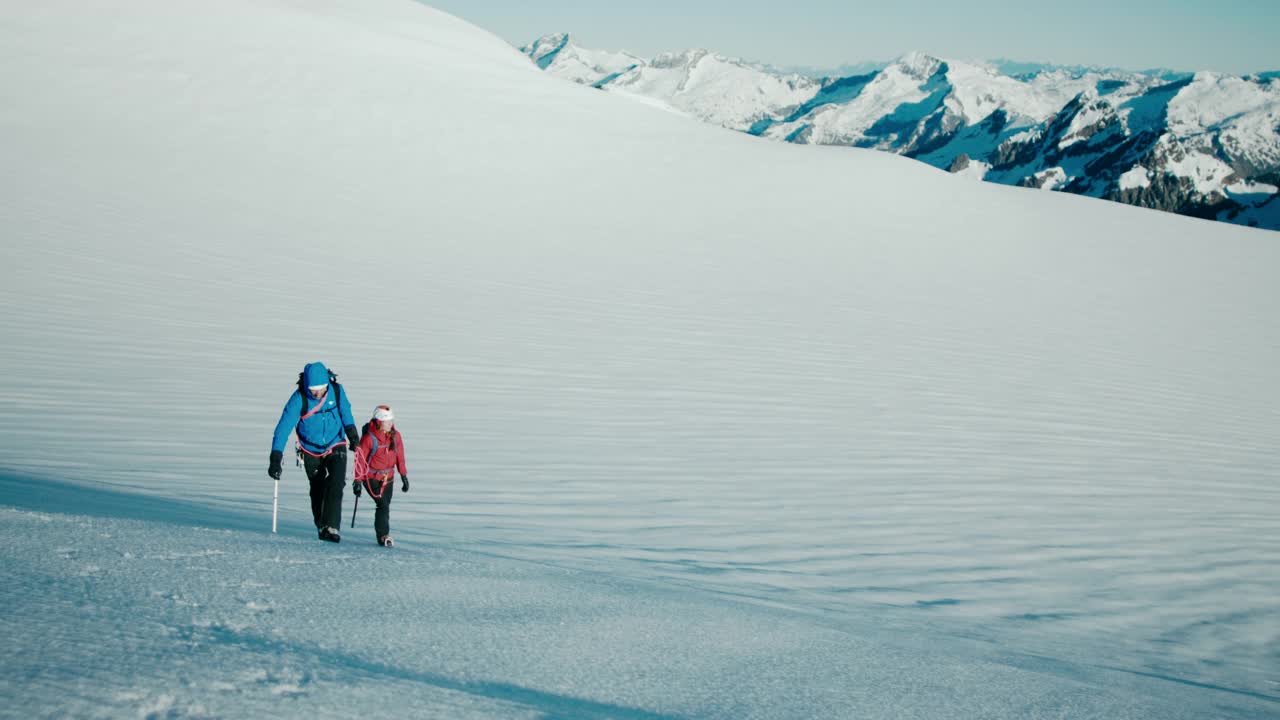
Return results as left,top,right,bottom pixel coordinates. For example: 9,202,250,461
297,439,345,457
294,389,343,458
353,445,392,499
358,477,392,499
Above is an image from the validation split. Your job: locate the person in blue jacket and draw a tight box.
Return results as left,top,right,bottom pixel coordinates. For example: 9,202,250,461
269,362,360,542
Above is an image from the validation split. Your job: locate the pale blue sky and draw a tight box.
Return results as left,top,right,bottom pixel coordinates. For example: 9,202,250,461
423,1,1278,75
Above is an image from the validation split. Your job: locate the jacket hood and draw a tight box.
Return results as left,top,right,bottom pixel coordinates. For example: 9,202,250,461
303,362,330,388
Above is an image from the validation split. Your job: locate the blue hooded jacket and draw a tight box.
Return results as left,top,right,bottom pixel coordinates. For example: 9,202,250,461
271,362,355,454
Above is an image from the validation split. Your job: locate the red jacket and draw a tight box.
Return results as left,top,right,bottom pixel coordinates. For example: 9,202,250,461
358,422,407,478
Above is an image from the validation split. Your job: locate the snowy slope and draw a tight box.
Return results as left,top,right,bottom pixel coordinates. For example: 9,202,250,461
3,1,1280,718
10,478,1271,720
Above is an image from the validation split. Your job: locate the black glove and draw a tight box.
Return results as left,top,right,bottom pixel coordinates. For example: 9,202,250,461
345,424,360,452
400,474,409,493
268,451,283,480
351,480,362,497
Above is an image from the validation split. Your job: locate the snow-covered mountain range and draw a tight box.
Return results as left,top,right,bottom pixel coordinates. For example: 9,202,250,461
523,34,1280,230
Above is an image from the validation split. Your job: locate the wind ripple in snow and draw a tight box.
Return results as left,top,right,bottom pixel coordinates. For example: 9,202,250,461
1,0,1278,710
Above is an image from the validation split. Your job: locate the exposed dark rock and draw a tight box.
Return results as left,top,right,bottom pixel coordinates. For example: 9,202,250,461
1062,176,1093,194
903,108,964,158
1084,129,1161,178
983,109,1009,135
1059,115,1121,158
989,94,1100,172
1096,79,1127,95
1108,173,1235,219
1254,170,1280,187
782,72,876,122
991,133,1044,170
1017,169,1065,189
784,124,813,143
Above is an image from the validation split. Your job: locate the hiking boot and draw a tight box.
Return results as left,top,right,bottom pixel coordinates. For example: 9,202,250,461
378,535,394,548
318,526,341,543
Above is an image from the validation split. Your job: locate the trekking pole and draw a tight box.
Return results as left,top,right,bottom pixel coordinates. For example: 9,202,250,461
350,447,364,529
272,478,280,534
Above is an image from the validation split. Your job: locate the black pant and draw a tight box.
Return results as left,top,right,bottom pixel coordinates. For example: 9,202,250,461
303,448,346,531
362,477,395,539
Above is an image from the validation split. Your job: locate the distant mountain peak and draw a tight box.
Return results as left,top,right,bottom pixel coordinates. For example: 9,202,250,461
652,47,712,68
530,31,571,46
892,50,947,79
521,36,1279,230
521,33,572,69
521,32,644,83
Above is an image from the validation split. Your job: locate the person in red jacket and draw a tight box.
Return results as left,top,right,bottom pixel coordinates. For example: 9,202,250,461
352,405,409,547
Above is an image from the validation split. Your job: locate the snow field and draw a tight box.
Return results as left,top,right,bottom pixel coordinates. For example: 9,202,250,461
2,479,1275,719
2,0,1279,716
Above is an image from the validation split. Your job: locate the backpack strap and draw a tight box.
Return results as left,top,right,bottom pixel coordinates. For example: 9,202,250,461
358,421,380,465
300,392,330,421
298,369,342,418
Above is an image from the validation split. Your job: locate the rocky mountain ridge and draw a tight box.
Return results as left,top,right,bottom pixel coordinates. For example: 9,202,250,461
521,34,1280,230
